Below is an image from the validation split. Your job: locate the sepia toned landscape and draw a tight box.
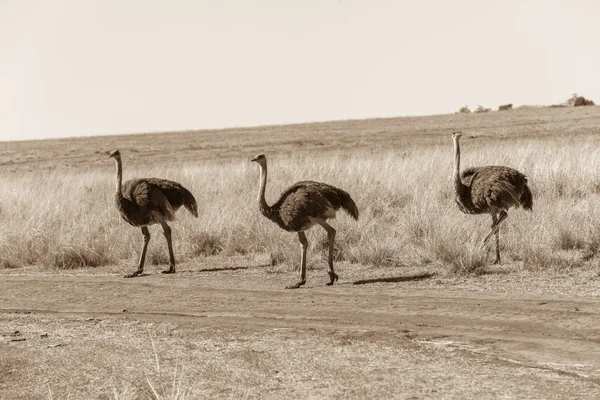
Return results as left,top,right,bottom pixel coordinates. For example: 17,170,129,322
1,106,600,399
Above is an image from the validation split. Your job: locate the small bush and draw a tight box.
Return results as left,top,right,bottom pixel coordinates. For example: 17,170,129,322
0,258,21,269
568,93,595,107
521,246,576,270
498,103,513,111
457,106,471,114
268,249,287,266
429,236,487,275
474,105,491,113
583,224,600,258
147,248,170,266
189,231,223,257
346,240,402,267
552,228,586,251
51,246,109,269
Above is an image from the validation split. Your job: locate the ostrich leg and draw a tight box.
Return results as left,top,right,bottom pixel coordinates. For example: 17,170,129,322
494,222,502,264
483,211,507,244
125,227,150,278
483,211,507,264
318,221,338,285
160,221,176,274
494,211,507,264
286,231,307,289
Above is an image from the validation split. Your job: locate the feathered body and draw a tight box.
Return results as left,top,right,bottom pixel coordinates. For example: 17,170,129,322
260,180,359,232
251,154,358,289
109,149,197,277
116,178,198,227
451,132,532,264
455,166,533,215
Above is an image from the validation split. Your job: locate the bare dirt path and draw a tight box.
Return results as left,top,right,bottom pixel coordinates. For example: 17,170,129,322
1,266,599,399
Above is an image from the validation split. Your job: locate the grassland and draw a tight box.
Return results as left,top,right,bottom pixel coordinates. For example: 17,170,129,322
0,106,599,276
1,106,600,399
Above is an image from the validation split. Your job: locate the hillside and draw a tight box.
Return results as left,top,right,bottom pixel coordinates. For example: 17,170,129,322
1,106,598,172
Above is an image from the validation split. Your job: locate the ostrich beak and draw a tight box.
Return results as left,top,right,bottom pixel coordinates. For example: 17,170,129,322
251,156,259,162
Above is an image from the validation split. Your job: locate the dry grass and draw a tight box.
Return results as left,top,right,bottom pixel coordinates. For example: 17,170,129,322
111,335,202,400
0,106,599,275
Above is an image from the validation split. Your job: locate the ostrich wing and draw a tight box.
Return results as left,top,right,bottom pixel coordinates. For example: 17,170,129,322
123,179,177,220
141,178,189,210
273,181,339,230
468,166,527,211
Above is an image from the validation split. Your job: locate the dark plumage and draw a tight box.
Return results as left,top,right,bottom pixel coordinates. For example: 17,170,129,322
109,149,198,277
251,154,359,289
452,132,533,264
117,178,198,226
455,166,533,215
263,180,359,231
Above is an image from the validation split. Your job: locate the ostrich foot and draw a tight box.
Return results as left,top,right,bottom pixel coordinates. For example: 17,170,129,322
161,268,176,274
124,269,143,278
285,280,306,289
326,271,339,286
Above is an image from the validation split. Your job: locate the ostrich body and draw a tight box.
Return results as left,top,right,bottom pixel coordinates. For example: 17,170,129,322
452,132,532,264
251,154,359,289
109,149,198,278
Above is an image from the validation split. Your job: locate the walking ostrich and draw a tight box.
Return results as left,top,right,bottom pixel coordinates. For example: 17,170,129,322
109,149,198,278
251,154,359,289
451,131,533,264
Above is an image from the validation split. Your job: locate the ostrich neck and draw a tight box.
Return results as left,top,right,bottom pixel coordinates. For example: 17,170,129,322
453,139,466,194
257,164,272,217
114,157,123,199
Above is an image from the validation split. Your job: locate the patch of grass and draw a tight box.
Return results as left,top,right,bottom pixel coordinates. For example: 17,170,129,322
144,336,200,400
50,246,110,269
345,237,404,267
268,249,287,267
0,107,599,275
428,235,488,275
112,336,201,400
553,227,587,251
0,258,21,269
521,246,577,270
147,248,171,266
188,231,223,257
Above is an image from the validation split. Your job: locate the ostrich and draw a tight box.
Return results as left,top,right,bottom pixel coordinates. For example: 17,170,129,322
451,131,533,264
109,149,198,278
251,154,359,289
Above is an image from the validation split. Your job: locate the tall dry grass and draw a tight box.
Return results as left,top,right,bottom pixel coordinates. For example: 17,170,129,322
0,135,599,274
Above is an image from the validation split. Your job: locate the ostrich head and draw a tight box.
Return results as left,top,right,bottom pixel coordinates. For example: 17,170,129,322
251,154,266,166
451,131,462,140
108,149,121,159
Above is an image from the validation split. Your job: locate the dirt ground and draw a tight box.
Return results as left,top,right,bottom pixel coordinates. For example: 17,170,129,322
1,259,599,399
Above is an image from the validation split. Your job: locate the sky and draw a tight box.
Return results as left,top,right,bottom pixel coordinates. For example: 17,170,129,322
1,0,598,141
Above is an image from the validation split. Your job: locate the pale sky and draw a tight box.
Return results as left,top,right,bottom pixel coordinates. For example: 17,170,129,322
1,0,598,141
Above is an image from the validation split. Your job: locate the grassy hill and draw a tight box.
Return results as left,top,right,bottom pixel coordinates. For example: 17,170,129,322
1,105,598,171
0,106,599,274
